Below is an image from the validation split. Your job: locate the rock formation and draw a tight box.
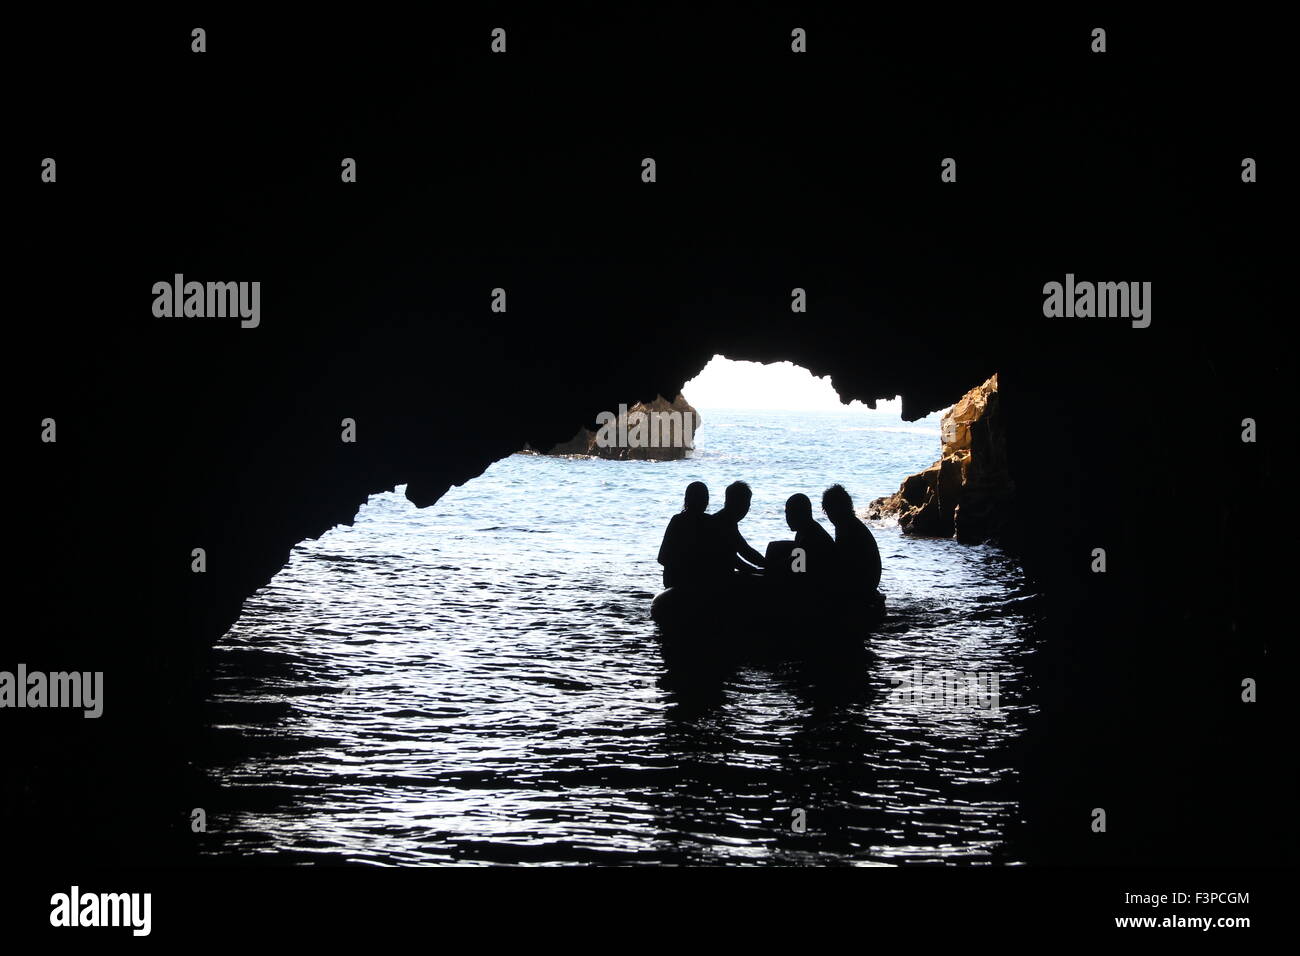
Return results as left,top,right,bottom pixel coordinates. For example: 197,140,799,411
867,374,1014,543
527,394,700,461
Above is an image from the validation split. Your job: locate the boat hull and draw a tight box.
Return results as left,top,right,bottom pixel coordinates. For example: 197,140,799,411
650,580,885,663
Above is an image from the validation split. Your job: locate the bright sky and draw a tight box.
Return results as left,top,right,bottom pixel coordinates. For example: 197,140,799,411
683,355,903,413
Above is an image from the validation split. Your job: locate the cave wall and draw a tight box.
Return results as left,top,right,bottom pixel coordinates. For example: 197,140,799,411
13,11,1284,865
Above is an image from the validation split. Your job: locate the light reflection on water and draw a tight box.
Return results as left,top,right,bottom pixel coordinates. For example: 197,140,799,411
206,408,1041,864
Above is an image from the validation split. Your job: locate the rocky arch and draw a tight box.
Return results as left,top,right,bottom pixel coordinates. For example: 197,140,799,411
16,10,1281,865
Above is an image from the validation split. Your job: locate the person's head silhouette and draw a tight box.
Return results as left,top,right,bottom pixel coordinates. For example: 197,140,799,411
723,480,753,520
821,484,855,525
682,481,709,514
785,493,813,532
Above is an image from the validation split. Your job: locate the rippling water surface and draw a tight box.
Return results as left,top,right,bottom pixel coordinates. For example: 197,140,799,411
206,407,1041,865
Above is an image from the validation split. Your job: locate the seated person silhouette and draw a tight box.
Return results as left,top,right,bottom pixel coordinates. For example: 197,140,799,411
821,483,883,596
766,493,837,587
657,481,711,588
705,480,766,578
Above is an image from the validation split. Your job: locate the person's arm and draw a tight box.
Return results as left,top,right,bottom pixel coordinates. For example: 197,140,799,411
863,525,882,590
733,527,766,570
657,516,679,567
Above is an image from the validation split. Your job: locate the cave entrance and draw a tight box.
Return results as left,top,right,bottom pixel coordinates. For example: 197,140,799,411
206,355,1038,866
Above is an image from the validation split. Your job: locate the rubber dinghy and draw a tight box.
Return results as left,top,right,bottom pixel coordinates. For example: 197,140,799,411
650,576,886,662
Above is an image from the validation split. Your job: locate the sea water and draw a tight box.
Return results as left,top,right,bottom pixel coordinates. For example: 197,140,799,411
207,407,1041,864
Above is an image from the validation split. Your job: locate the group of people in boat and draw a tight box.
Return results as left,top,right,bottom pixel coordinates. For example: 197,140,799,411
656,481,882,604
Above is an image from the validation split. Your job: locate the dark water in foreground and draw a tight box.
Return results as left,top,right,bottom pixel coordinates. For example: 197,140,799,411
206,408,1042,864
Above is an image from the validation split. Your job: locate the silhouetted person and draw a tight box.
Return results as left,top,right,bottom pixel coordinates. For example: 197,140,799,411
657,481,711,588
766,492,837,602
705,481,766,577
821,484,882,594
785,493,836,579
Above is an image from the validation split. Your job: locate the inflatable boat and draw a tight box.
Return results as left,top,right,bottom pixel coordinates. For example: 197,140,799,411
650,577,886,664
